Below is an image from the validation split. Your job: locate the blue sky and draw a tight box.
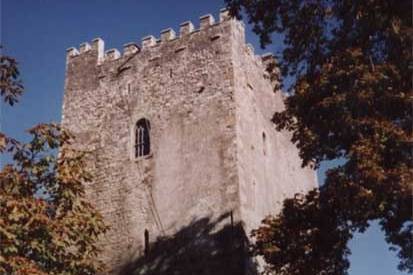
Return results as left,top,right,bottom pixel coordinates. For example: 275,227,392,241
0,1,406,274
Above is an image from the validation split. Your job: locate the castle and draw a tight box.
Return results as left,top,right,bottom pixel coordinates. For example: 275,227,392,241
62,9,316,274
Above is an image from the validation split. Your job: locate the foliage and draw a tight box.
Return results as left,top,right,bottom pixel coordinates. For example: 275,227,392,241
226,0,412,274
251,190,352,275
0,124,108,274
0,53,108,274
0,51,23,105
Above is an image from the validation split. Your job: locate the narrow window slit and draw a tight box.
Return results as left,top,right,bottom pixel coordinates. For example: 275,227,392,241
262,132,267,156
144,229,149,256
175,47,186,53
210,35,221,41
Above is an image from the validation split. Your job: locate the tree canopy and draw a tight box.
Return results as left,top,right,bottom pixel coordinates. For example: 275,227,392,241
0,52,23,106
225,0,412,274
0,54,107,274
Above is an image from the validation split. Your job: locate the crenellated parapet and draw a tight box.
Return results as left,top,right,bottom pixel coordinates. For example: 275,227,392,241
66,9,239,65
66,8,273,73
66,37,105,64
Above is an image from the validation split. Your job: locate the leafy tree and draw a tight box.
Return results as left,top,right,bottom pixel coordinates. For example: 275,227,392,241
0,54,107,274
0,52,23,105
225,0,412,274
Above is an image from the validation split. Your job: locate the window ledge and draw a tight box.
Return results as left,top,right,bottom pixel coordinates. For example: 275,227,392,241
134,153,153,162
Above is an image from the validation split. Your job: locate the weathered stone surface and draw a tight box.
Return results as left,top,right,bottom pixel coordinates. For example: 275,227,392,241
62,9,316,275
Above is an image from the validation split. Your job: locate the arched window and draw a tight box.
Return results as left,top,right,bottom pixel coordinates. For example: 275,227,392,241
135,118,151,158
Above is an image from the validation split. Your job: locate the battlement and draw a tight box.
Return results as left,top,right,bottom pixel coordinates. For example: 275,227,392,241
65,8,277,88
66,8,273,70
66,9,251,66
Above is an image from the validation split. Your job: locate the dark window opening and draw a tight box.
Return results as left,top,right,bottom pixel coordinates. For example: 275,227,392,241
144,229,149,256
197,86,205,94
135,118,151,158
210,34,221,41
262,132,267,156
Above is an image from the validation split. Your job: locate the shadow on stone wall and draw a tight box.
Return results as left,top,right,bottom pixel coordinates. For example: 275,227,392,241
119,213,257,275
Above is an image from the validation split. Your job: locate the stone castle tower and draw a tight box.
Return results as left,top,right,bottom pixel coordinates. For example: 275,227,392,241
62,9,316,274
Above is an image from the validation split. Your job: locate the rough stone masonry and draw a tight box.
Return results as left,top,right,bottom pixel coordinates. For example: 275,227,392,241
62,8,317,275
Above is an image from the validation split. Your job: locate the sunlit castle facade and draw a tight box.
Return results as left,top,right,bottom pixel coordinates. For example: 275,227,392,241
62,9,316,274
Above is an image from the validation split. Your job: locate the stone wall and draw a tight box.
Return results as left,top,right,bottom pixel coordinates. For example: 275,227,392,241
230,21,317,237
62,8,317,274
